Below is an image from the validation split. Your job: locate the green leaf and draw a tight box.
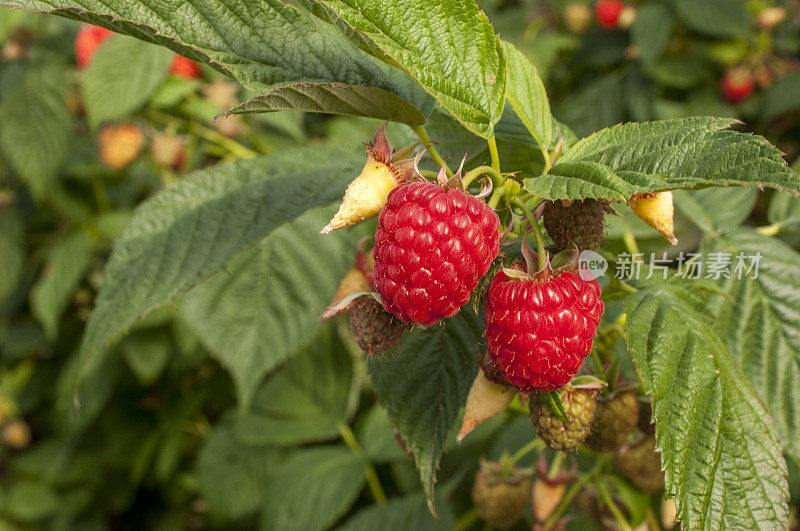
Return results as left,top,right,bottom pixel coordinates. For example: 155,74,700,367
180,206,360,406
30,232,92,340
625,284,789,530
10,0,430,119
768,192,800,231
260,446,365,531
5,481,59,522
527,117,800,201
369,312,483,511
307,0,507,138
55,348,121,433
231,325,353,445
0,208,24,307
502,40,552,149
357,404,409,464
196,423,280,520
673,188,757,233
671,0,750,38
82,35,172,128
631,3,674,65
70,145,363,402
704,229,800,461
119,328,172,386
338,494,454,530
761,73,800,122
224,82,426,125
0,62,71,198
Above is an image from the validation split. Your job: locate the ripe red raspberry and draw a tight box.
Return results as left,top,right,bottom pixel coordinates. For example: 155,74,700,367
484,266,603,392
170,55,202,79
721,67,755,104
74,25,113,68
373,181,500,325
595,0,625,29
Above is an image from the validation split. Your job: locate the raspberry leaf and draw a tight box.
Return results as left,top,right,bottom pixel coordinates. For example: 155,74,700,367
673,188,757,233
260,447,366,531
7,0,431,124
625,284,789,530
502,41,552,150
221,82,426,125
630,3,673,66
368,312,483,513
304,0,507,138
82,35,172,128
526,117,800,200
704,229,800,462
671,0,751,39
229,325,355,446
767,192,800,231
65,145,364,426
339,494,454,530
180,207,363,407
0,62,71,199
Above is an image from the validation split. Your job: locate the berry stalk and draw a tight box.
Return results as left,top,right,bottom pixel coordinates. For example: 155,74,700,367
511,197,547,271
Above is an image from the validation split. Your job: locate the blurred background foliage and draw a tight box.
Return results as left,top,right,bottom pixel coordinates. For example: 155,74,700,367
0,1,800,529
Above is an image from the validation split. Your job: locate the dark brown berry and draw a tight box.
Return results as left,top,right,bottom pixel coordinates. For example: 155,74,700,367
542,199,609,251
349,297,410,357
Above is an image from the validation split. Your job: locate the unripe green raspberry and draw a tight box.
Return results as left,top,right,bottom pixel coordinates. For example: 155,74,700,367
585,390,639,453
471,461,532,529
349,297,410,357
614,436,665,493
542,199,609,251
530,388,597,451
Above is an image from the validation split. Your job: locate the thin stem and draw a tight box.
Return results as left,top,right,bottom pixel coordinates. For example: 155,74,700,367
488,136,501,176
511,197,547,270
509,438,545,467
548,451,564,478
454,507,480,531
188,121,259,159
411,125,453,177
540,145,552,174
488,186,505,210
597,482,632,531
91,178,110,213
463,165,504,187
622,229,641,258
338,423,387,505
542,457,609,531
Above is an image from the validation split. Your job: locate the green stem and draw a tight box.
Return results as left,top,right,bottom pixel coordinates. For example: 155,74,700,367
488,187,505,210
454,507,480,531
511,197,547,270
540,145,552,174
338,424,387,505
488,136,501,176
418,169,440,180
622,229,641,258
463,165,504,187
509,439,545,468
188,121,259,159
597,482,632,531
91,178,110,213
548,451,564,478
411,125,453,177
542,456,608,531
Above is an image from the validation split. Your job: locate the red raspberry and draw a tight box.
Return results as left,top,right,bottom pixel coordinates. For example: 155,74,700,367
595,0,625,29
484,267,603,392
373,181,500,325
170,55,202,79
721,67,755,104
74,25,113,68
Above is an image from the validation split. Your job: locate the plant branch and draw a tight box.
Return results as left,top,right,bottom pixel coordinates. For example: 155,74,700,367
488,136,501,176
512,197,547,270
411,125,453,177
463,165,504,187
338,423,387,505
